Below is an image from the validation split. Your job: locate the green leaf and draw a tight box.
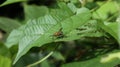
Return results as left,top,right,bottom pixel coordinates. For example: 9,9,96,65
24,4,49,20
4,4,90,64
0,17,21,33
61,51,120,67
6,2,73,58
0,0,27,7
12,8,91,64
0,55,11,67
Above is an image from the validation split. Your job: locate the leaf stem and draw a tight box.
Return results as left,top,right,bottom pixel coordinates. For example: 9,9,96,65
26,51,54,67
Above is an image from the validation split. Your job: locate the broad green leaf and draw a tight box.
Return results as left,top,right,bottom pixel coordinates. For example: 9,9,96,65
61,51,120,67
0,17,21,33
4,3,91,63
13,8,91,64
5,2,73,48
24,4,49,20
0,0,27,7
0,55,11,67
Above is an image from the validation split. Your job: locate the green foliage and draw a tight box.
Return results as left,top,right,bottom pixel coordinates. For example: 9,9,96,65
12,7,91,64
0,0,120,67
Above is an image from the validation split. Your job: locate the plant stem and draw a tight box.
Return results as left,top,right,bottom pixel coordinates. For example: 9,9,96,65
26,51,54,67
